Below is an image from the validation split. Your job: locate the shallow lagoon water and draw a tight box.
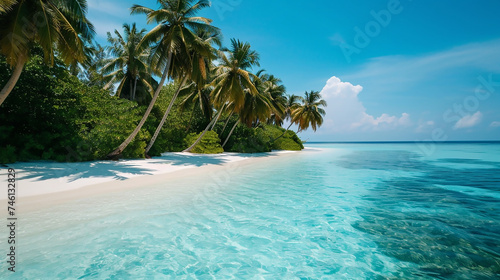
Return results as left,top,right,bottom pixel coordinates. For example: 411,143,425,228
2,143,500,279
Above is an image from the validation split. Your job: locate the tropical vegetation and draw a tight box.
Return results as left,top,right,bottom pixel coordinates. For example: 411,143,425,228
0,0,327,164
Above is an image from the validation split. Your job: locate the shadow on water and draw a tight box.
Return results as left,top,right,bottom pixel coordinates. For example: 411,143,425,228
335,150,500,279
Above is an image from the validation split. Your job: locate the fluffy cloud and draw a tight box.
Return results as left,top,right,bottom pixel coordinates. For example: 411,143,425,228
490,121,500,128
453,111,483,129
415,120,435,133
320,76,411,132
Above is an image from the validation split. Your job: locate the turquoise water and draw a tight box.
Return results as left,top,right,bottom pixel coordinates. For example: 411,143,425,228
2,143,500,279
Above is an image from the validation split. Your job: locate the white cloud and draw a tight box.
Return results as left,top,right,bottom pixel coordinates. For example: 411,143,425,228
453,111,483,129
320,76,411,132
416,120,435,133
490,121,500,127
343,39,500,96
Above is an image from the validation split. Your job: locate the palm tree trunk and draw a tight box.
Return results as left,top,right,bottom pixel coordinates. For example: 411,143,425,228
107,51,173,159
0,59,26,106
183,105,225,153
132,78,138,101
272,122,294,142
129,78,133,100
145,76,188,155
222,119,239,148
220,110,234,135
185,106,197,132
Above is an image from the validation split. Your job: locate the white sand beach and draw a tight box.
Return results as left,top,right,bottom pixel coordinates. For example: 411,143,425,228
0,151,299,212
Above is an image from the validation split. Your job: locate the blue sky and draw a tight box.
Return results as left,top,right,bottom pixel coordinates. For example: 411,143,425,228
87,0,500,141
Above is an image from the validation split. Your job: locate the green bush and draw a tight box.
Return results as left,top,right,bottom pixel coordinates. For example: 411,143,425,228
184,131,224,154
0,53,150,163
223,123,303,153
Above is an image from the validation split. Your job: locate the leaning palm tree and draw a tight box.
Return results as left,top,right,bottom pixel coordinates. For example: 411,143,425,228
183,39,260,152
107,0,218,158
144,26,221,155
253,70,286,126
101,23,155,105
292,90,327,132
272,94,302,142
211,39,260,112
222,85,275,148
0,0,95,106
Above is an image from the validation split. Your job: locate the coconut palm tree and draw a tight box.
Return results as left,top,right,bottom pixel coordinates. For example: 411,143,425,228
292,90,327,132
0,0,95,106
253,70,286,126
222,87,275,148
101,23,155,105
0,0,16,13
272,94,302,142
183,39,259,152
144,27,221,155
83,43,112,89
220,71,278,148
107,0,218,158
211,39,260,112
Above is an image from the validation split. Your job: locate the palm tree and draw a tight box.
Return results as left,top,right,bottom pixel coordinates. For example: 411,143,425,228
83,43,112,89
222,87,275,148
211,39,260,112
292,90,327,132
183,39,260,152
253,70,286,126
101,23,155,105
144,26,221,155
107,0,218,158
220,70,278,148
0,1,16,13
0,0,95,106
272,94,301,142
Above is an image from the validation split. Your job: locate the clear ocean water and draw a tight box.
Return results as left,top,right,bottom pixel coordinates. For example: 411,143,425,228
2,143,500,279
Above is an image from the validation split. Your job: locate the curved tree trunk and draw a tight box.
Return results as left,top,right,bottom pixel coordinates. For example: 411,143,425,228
220,110,234,135
183,106,224,153
107,51,173,159
0,59,26,106
222,119,239,148
145,76,188,155
272,122,294,142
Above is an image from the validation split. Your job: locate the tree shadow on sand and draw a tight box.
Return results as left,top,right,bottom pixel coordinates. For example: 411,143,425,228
15,161,158,182
10,152,280,183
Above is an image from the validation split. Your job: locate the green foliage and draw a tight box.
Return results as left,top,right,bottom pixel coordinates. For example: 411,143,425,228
145,83,211,156
184,131,224,154
0,54,148,163
221,123,303,153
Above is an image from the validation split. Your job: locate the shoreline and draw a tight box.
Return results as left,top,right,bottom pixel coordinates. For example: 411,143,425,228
1,150,305,213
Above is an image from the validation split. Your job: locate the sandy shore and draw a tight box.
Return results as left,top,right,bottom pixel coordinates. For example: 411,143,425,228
0,151,300,212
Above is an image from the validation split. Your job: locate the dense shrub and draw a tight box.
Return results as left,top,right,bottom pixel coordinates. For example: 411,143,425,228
221,123,303,153
184,131,224,154
0,54,149,163
145,83,211,156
